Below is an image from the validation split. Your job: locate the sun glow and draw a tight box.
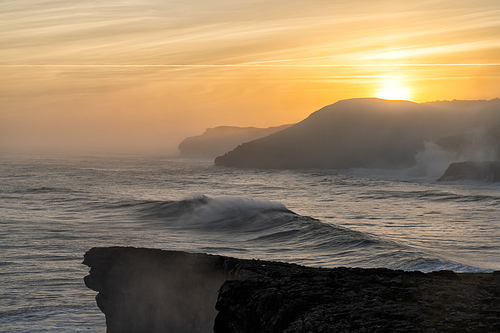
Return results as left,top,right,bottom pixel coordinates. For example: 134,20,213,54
376,82,412,101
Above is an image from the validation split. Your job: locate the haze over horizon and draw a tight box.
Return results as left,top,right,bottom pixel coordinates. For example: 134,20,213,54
1,0,500,154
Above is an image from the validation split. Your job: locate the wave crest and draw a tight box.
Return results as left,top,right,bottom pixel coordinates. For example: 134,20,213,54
137,195,297,231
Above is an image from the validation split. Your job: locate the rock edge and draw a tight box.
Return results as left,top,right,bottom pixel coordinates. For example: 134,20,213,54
83,246,500,333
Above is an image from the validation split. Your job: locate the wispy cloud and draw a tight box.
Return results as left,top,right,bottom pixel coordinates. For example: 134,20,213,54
2,64,499,68
1,0,500,151
2,0,500,66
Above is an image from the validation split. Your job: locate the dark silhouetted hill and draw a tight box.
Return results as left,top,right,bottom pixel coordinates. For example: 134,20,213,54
178,125,292,158
215,98,500,169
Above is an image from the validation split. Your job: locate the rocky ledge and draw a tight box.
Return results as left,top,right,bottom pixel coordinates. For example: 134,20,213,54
437,161,500,182
83,247,500,333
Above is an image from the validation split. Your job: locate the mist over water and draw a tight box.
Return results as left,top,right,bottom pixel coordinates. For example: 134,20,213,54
411,141,461,179
1,153,499,331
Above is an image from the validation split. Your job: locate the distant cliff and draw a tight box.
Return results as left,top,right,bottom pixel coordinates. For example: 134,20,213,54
215,98,500,170
178,125,292,158
83,247,500,333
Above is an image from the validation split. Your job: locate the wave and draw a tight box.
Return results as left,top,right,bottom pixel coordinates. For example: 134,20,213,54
8,186,75,195
131,196,387,249
126,196,381,248
135,195,297,231
393,257,493,273
359,189,500,204
0,307,105,333
112,195,492,272
246,217,488,272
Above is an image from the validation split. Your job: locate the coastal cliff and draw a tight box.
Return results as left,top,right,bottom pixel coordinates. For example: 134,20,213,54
214,98,500,170
83,247,232,333
83,247,500,333
178,125,292,159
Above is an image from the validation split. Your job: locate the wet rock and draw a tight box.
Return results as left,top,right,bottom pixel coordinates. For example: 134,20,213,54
437,161,500,182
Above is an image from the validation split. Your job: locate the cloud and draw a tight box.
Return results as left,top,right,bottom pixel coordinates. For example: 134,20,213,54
2,0,500,66
1,0,500,153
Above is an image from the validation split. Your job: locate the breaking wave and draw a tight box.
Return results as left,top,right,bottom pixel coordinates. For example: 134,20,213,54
134,195,296,231
117,195,490,273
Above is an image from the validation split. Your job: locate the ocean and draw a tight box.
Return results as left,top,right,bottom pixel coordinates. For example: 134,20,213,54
1,152,499,332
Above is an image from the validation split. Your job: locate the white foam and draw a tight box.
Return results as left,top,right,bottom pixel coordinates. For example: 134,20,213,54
173,196,292,231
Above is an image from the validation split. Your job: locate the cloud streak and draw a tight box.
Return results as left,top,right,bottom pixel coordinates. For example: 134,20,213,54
1,0,500,153
2,64,500,68
2,0,500,65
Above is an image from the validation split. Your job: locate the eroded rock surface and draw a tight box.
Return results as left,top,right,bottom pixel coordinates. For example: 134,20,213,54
215,268,500,333
83,247,235,333
83,247,500,333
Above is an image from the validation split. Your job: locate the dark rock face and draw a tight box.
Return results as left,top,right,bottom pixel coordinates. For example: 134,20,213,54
215,268,500,333
178,125,292,159
83,247,500,333
83,247,236,333
437,161,500,182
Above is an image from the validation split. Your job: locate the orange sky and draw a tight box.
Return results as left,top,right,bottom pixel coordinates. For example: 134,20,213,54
1,0,500,154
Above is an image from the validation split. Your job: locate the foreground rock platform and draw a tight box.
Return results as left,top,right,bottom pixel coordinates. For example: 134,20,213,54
83,247,500,333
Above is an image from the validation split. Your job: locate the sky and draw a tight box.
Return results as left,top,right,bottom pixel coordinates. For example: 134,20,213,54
1,0,500,154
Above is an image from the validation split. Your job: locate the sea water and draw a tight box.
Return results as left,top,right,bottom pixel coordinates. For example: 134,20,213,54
1,153,499,332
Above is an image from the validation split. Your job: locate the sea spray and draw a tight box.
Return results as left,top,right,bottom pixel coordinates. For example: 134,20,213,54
138,195,295,231
410,141,461,179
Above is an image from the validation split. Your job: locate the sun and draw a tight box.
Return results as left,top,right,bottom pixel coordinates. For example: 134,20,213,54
376,82,412,101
